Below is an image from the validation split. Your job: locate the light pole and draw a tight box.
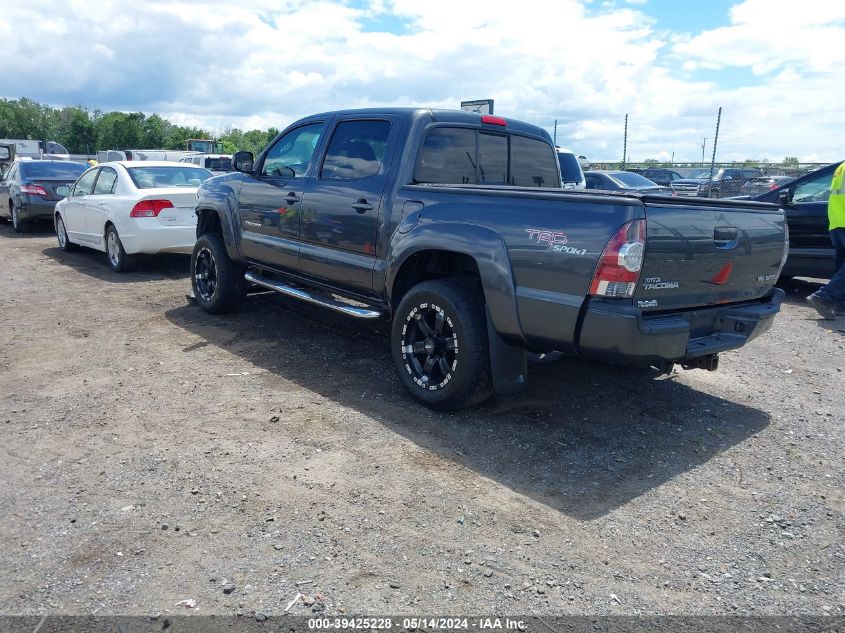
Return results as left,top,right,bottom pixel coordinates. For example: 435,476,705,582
701,138,707,164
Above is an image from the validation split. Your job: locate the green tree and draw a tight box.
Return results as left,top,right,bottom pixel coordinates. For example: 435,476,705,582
783,156,799,166
140,113,170,149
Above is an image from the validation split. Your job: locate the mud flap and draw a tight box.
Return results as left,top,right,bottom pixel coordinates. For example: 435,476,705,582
486,306,528,395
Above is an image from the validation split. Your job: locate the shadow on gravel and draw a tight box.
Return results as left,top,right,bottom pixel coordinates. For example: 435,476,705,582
0,222,54,238
40,246,190,283
166,295,770,521
777,276,824,305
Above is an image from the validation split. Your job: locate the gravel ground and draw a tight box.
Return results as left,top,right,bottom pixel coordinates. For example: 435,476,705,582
0,224,842,618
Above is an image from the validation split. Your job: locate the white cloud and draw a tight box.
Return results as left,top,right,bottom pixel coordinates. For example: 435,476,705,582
0,0,841,162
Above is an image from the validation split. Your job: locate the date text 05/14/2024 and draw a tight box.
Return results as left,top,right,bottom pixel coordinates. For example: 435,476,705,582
307,617,528,631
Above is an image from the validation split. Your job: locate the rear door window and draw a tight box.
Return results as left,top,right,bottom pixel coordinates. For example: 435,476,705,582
321,120,391,180
93,167,118,194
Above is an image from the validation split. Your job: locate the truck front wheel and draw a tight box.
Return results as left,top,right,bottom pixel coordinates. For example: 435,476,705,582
391,278,493,411
190,233,246,313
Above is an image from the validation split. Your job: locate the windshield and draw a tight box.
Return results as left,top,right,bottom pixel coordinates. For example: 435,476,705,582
19,162,86,179
557,152,583,183
44,141,69,155
127,166,213,189
205,157,232,171
688,168,714,179
611,172,659,187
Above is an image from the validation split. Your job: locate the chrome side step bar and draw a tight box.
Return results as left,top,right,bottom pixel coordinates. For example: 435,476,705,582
244,270,384,319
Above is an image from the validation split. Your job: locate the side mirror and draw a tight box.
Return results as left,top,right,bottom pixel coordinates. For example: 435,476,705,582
56,185,71,198
778,189,792,206
233,151,254,173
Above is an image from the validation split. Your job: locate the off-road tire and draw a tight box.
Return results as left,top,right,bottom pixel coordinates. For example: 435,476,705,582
391,277,493,411
190,232,246,314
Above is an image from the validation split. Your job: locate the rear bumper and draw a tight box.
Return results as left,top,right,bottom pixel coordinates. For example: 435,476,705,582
576,288,784,365
115,219,196,255
17,198,59,222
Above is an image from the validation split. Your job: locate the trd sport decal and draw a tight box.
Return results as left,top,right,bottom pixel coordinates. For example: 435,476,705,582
525,228,567,246
525,228,587,256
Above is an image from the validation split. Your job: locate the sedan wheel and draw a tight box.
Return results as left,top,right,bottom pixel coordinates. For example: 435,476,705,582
105,225,136,272
11,205,25,233
107,230,120,267
55,215,77,252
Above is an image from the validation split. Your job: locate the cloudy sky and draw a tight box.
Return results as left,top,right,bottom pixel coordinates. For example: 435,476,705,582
1,0,842,162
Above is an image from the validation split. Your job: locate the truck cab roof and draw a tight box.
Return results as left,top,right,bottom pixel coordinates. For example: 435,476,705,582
301,108,553,141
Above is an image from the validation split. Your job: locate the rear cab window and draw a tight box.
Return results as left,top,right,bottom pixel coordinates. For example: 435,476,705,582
414,126,559,188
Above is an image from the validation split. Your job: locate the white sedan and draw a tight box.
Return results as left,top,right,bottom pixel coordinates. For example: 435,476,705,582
54,161,213,272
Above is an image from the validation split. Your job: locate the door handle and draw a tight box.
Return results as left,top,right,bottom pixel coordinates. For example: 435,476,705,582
352,199,374,213
283,192,300,204
714,226,739,249
97,201,107,206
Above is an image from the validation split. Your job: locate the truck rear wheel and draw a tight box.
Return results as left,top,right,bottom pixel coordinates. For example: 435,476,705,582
391,278,492,411
190,233,246,314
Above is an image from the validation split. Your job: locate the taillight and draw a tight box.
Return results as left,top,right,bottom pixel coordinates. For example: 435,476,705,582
130,199,174,218
777,223,789,275
20,184,48,197
768,182,779,190
481,114,507,126
589,219,646,298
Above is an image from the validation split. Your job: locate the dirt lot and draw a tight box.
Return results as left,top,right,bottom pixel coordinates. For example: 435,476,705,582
0,224,842,619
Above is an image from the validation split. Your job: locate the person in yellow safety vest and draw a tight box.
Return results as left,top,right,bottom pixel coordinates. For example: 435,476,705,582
807,161,845,319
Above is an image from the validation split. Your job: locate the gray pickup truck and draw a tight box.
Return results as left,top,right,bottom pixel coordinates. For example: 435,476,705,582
190,108,786,410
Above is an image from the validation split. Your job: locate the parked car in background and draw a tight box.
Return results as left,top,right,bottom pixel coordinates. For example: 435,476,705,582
53,161,213,272
555,147,586,189
584,170,673,194
745,162,839,279
626,167,683,187
740,175,795,197
672,167,763,198
179,154,233,174
0,160,87,232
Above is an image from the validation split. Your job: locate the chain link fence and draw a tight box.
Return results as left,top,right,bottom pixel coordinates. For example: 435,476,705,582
585,161,831,198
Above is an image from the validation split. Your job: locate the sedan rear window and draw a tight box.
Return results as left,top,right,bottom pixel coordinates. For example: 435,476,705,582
612,172,658,187
19,162,86,179
127,166,213,189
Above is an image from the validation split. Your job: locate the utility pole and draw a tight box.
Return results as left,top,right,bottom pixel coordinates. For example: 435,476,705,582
701,138,707,164
707,107,722,197
622,114,628,169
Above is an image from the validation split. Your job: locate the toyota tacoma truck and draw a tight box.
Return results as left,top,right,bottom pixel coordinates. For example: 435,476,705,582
190,108,786,410
672,167,764,198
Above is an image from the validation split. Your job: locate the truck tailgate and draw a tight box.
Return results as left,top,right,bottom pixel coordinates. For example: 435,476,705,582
637,198,785,311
